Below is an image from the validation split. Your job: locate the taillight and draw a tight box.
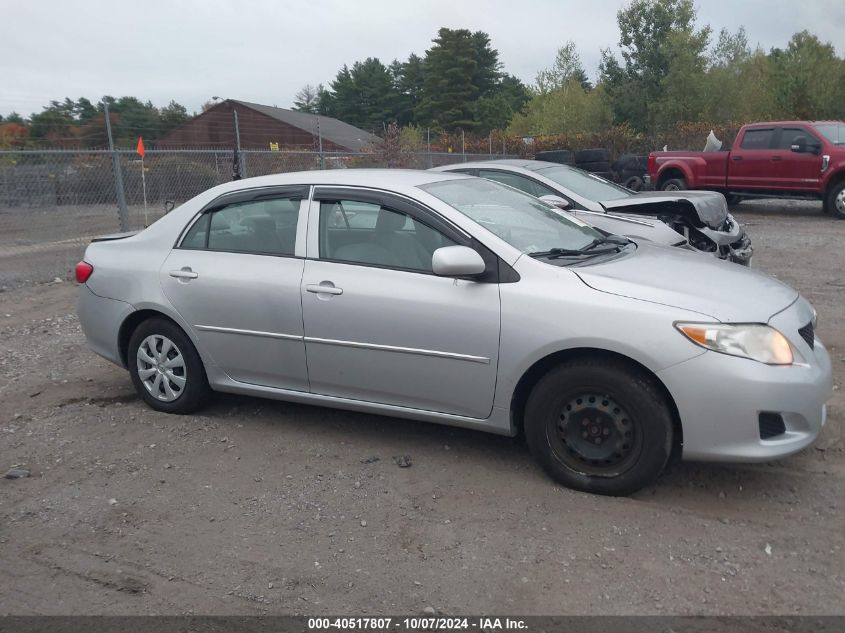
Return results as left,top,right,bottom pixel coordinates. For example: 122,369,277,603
647,154,657,176
75,261,94,283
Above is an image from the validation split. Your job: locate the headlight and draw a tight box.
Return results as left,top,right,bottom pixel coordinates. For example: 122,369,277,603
675,323,800,365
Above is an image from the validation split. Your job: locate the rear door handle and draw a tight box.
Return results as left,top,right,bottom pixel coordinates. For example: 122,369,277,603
770,156,782,161
306,283,343,295
731,156,743,161
169,268,198,279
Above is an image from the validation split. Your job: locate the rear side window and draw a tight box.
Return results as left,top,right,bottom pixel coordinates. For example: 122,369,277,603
740,129,774,150
180,197,301,255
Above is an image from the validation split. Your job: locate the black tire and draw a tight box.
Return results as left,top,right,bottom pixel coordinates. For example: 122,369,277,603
725,194,743,206
624,176,645,191
661,177,687,191
577,161,612,172
128,317,210,414
575,148,610,164
535,150,574,165
824,180,845,219
524,358,673,496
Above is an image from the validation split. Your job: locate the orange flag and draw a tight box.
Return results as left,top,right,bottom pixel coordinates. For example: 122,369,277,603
136,136,145,158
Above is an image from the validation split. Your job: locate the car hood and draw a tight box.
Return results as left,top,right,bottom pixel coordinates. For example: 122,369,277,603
574,241,797,322
602,191,729,230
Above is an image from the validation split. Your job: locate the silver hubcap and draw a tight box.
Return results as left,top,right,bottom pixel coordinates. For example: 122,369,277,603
664,183,680,191
136,335,186,402
836,189,845,213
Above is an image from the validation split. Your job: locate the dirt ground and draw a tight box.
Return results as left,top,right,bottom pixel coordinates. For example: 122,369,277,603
0,199,843,616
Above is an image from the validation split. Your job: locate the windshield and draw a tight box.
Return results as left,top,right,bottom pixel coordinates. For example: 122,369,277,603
531,165,633,202
814,123,845,145
420,177,603,254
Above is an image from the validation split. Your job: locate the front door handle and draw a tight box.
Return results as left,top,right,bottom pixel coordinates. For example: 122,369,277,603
169,268,198,279
731,156,743,161
306,283,343,295
770,156,783,161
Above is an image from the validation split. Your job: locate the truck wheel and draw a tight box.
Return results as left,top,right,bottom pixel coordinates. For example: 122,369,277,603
524,358,673,496
726,194,743,206
661,178,687,191
824,181,845,219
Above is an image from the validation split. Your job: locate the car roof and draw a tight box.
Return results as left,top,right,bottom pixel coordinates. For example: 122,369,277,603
215,168,472,192
434,159,566,172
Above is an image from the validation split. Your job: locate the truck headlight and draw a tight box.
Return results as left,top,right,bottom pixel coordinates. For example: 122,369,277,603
675,323,801,365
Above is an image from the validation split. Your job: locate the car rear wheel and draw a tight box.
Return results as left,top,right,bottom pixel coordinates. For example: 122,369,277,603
661,177,687,191
524,358,674,496
128,317,210,414
824,181,845,219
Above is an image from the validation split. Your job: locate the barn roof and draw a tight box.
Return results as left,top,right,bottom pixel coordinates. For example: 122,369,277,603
231,100,380,151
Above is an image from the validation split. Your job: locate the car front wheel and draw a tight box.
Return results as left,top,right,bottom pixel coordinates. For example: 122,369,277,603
824,181,845,219
524,358,674,496
661,177,687,191
128,317,210,414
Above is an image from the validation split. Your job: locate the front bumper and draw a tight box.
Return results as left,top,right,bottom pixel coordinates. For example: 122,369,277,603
657,325,832,463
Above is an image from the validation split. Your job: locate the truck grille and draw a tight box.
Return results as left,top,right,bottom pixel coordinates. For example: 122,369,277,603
798,322,815,349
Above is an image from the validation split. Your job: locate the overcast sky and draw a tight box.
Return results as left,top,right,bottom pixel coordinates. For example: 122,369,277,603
2,0,843,118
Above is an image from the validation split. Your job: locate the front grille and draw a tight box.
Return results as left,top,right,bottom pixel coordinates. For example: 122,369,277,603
798,322,815,349
759,413,786,439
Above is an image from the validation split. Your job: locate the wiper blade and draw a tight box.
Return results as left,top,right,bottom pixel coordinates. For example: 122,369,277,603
530,246,620,259
581,236,630,251
530,236,630,259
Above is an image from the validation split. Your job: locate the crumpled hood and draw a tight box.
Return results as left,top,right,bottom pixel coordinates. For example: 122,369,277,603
602,190,729,229
574,241,798,322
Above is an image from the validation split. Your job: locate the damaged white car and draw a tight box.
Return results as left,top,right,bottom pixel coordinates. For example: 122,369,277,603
434,159,753,266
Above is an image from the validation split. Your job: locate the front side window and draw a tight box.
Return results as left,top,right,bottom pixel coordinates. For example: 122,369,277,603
529,165,632,202
814,123,845,145
319,199,457,272
181,197,301,255
775,128,817,150
740,129,774,150
479,170,557,198
420,177,602,254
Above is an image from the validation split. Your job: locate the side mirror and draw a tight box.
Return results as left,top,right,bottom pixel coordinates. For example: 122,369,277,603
539,194,572,210
790,137,807,153
432,245,486,277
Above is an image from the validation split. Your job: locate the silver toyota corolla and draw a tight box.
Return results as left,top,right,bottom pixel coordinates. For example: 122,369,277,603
434,160,753,265
76,169,832,495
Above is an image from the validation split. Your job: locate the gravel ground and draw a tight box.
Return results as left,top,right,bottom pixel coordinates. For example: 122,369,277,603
0,201,843,616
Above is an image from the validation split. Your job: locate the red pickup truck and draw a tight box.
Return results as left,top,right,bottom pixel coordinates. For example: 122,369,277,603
647,121,845,218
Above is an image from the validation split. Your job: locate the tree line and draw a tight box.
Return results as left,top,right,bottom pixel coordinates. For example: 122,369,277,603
3,0,844,151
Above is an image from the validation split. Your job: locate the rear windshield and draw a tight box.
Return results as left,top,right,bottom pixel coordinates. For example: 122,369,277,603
814,123,845,145
531,165,633,202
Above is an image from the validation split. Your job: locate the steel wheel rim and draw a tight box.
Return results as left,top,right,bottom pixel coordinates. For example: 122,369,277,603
136,334,187,402
836,189,845,213
549,392,643,477
664,183,680,191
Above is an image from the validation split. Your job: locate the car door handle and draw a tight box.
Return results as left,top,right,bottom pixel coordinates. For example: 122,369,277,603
770,156,782,161
169,268,198,279
731,156,743,161
306,283,343,295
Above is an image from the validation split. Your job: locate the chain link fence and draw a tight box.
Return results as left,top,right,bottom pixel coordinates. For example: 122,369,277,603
0,148,513,289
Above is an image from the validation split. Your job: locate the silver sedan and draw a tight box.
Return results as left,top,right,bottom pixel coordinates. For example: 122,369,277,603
77,170,831,495
434,160,753,265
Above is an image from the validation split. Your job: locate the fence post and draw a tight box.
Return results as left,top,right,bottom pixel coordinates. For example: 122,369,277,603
232,109,243,180
317,117,325,170
427,128,432,169
104,101,130,231
461,129,466,163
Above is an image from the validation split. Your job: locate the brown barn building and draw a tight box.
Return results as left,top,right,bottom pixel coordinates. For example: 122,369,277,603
161,99,379,151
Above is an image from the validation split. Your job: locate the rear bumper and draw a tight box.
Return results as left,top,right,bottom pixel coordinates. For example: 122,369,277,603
657,339,832,462
77,284,133,367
